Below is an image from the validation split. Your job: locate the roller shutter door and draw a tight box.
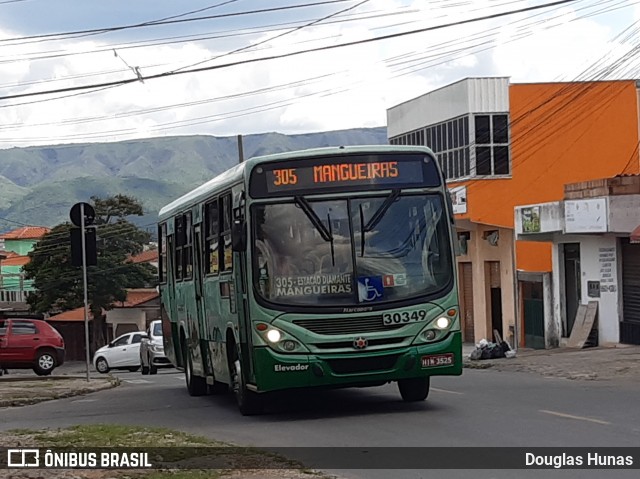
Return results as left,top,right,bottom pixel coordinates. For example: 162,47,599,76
621,239,640,344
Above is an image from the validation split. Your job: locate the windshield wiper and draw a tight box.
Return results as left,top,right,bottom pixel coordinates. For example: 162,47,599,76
359,203,366,257
294,196,333,242
363,189,400,233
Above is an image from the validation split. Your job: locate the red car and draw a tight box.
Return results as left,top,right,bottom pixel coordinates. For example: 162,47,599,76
0,318,65,376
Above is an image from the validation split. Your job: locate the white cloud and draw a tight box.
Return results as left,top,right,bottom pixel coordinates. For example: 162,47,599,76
0,0,635,148
492,7,617,82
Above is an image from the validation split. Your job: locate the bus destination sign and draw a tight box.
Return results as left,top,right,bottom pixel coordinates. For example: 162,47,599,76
250,154,440,197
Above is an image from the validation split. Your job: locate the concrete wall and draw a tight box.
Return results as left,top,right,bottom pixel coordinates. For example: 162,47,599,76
387,77,510,138
106,308,146,333
456,224,516,344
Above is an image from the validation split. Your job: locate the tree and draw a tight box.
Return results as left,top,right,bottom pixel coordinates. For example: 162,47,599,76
24,195,157,351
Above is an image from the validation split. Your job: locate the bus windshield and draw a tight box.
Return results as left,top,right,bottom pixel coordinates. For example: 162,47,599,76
253,194,452,307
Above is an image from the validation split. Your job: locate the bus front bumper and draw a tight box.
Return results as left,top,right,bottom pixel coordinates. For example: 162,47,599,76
252,331,462,393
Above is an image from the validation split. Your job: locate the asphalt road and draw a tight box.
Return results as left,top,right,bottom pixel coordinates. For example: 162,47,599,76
1,368,639,479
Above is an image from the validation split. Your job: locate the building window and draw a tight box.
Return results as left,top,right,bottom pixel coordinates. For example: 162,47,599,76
389,114,483,181
424,115,470,181
473,113,510,176
475,115,491,144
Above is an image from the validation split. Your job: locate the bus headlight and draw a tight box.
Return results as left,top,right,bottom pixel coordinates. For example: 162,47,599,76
413,309,458,345
435,317,451,330
423,330,437,341
282,340,298,351
266,329,282,343
254,323,309,353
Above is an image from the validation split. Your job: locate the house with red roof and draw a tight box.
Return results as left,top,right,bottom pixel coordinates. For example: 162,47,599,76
0,226,50,311
47,288,160,360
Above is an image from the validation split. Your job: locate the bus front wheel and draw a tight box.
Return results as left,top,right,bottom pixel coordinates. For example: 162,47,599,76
230,347,264,416
398,377,430,402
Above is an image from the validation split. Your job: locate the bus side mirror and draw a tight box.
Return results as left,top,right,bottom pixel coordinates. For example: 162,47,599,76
231,219,246,252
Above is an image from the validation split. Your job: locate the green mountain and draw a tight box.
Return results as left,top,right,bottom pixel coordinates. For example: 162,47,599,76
0,127,387,230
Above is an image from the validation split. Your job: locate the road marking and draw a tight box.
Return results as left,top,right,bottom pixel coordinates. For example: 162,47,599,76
431,387,463,395
72,399,97,403
540,409,610,425
123,379,152,384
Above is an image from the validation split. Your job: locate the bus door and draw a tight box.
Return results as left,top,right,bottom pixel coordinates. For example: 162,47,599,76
231,199,256,383
193,223,211,376
164,233,181,368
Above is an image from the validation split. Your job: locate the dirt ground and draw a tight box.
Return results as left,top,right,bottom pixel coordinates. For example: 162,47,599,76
0,376,119,407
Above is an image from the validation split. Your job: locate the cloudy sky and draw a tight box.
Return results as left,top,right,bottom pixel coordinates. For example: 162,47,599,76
0,0,638,148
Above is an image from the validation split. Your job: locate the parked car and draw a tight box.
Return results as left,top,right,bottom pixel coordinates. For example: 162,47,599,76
0,318,65,376
93,331,145,374
140,320,172,375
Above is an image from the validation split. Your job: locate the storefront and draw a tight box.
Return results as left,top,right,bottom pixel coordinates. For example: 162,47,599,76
515,178,640,346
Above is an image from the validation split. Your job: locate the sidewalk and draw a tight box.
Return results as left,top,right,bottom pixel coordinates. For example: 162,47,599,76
463,343,640,381
1,361,103,379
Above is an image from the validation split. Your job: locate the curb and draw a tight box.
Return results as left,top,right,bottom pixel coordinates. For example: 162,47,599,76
0,375,102,383
0,377,120,408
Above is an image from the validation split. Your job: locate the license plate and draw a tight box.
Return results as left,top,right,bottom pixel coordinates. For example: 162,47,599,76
421,353,454,368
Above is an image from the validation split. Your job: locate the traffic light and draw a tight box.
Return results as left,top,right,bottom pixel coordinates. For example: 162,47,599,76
70,227,97,267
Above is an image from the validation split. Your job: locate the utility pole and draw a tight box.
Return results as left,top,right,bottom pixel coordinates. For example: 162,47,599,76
237,134,244,163
70,202,97,382
80,204,90,382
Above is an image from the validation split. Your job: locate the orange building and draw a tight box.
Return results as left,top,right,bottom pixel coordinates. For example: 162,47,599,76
387,78,640,348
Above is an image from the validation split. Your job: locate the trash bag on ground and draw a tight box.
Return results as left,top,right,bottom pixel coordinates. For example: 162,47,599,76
469,339,507,360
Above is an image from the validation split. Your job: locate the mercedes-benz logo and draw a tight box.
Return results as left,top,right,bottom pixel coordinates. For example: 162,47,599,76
353,337,368,349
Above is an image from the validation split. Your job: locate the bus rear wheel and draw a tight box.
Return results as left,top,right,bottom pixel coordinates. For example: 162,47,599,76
398,377,430,402
230,348,264,416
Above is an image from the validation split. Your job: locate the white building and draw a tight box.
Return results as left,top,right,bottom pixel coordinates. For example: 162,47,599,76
515,176,640,346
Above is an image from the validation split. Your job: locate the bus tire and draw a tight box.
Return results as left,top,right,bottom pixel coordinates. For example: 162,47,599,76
230,346,263,416
183,339,207,396
398,377,430,402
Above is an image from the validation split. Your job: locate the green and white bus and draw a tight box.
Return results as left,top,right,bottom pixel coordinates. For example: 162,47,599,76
158,145,462,415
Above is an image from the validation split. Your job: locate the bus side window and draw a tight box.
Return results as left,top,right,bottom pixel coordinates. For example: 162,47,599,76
175,216,184,280
205,199,219,275
221,194,233,273
158,223,167,283
183,212,193,279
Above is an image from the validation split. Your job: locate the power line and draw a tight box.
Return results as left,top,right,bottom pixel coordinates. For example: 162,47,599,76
169,0,372,73
0,0,354,44
1,0,623,145
0,0,580,102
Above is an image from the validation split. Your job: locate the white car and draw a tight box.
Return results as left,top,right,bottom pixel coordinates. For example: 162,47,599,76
93,331,145,374
140,320,173,375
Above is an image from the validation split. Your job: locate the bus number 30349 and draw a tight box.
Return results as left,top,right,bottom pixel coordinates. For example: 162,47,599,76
382,310,427,325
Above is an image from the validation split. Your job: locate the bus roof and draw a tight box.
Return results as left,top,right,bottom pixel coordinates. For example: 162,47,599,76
157,144,434,221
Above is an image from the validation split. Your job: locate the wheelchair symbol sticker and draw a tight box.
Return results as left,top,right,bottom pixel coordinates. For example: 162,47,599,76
357,276,384,302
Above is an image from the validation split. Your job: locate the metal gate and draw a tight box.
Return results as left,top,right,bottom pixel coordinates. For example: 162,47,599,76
522,280,545,349
621,239,640,344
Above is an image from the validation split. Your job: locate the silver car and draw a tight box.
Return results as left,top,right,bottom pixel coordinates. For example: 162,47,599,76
140,320,172,375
